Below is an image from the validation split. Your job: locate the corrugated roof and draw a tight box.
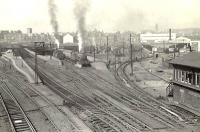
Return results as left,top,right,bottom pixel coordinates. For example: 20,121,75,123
171,36,191,44
170,52,200,69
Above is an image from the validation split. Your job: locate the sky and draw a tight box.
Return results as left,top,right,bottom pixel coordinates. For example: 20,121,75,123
0,0,200,33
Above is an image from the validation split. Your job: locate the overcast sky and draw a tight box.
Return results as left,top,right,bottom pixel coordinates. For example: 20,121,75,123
0,0,200,33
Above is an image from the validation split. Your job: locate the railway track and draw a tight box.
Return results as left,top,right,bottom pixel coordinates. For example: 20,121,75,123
3,72,80,132
122,60,200,125
115,60,200,127
56,67,167,131
21,49,153,131
23,50,169,131
0,81,37,132
42,60,178,130
40,67,145,132
116,62,183,118
0,58,78,132
79,67,185,129
71,69,175,129
20,48,199,131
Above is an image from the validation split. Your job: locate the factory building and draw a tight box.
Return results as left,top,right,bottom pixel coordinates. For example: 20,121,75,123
60,33,78,51
169,52,200,111
140,32,176,43
169,37,192,53
170,37,200,52
63,34,74,44
27,28,32,36
172,36,191,44
190,41,200,52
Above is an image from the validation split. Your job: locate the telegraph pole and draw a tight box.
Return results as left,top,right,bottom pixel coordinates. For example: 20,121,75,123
50,42,52,60
94,46,96,62
123,38,125,56
106,36,109,63
114,34,118,70
34,42,38,84
141,44,143,61
130,34,133,76
174,43,177,59
163,40,165,52
115,54,117,71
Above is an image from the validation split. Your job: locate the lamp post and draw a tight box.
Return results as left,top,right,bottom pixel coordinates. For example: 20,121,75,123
34,42,38,84
106,36,109,63
141,44,143,61
94,46,96,62
123,37,125,56
130,34,133,76
174,43,176,59
115,53,117,71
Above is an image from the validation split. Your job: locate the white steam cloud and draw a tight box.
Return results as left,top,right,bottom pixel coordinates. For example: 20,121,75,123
73,0,90,52
78,33,83,52
48,0,59,48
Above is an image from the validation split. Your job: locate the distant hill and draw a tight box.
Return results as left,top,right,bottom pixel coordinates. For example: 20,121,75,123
173,28,200,33
173,28,200,40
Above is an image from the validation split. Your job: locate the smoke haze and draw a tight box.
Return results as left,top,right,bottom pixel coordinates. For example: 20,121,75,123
48,0,59,48
73,0,90,52
1,0,200,33
48,0,58,33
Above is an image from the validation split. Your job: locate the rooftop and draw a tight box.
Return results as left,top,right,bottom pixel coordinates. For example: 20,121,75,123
170,52,200,69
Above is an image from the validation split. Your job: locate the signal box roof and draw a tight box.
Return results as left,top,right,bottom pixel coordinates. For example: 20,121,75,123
170,52,200,69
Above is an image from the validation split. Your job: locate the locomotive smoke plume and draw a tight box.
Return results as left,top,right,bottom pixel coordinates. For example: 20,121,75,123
48,0,59,48
73,0,90,52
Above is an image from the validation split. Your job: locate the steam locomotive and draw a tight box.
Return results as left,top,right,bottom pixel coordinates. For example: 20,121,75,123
53,49,91,67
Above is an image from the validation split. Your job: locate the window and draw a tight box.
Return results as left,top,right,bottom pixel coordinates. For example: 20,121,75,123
186,72,193,84
176,69,179,81
195,73,200,87
174,69,179,81
181,71,185,82
178,70,181,81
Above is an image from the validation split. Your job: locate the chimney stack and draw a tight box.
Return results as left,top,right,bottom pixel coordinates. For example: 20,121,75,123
27,28,32,36
169,28,172,40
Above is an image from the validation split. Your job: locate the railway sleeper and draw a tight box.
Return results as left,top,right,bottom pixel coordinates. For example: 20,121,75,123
101,125,110,129
95,121,105,126
92,119,104,125
6,104,20,109
14,121,28,125
15,127,30,132
15,125,29,130
89,116,119,131
11,116,25,121
7,108,20,113
90,117,99,122
116,113,148,130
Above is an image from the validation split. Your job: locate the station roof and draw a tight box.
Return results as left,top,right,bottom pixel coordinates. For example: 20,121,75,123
171,36,191,44
170,52,200,69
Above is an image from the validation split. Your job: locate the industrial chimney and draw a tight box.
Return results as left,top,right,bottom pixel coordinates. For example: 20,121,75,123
169,28,172,40
27,28,32,36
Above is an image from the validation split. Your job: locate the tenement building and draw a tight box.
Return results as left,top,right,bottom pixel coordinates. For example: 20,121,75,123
169,52,200,110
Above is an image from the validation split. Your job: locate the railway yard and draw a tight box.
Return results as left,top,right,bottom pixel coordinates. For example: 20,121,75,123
2,0,200,131
0,0,200,132
0,47,199,132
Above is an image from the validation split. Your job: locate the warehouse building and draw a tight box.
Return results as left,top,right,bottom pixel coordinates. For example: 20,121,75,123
190,41,200,52
63,33,74,44
169,52,200,110
172,36,191,44
140,32,176,43
59,33,78,51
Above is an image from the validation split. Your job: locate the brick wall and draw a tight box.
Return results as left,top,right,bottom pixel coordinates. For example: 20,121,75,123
173,85,200,109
